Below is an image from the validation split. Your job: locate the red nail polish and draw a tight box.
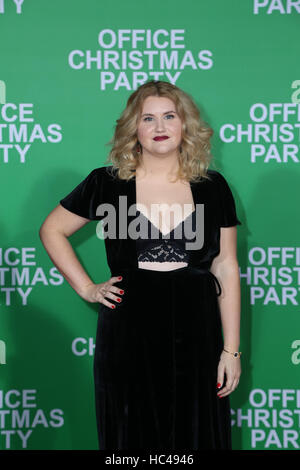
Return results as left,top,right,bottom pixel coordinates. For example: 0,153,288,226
120,290,124,294
118,276,122,280
111,305,115,309
116,298,121,302
217,383,221,389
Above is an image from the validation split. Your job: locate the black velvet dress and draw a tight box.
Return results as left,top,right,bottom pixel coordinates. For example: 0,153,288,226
59,166,242,450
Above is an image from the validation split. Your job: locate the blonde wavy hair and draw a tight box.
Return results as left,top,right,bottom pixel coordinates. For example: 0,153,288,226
105,80,214,183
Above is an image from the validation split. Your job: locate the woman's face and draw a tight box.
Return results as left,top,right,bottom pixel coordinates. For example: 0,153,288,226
136,96,182,158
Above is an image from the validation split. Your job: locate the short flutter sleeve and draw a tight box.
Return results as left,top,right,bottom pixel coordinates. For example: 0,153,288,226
213,171,242,227
59,168,103,220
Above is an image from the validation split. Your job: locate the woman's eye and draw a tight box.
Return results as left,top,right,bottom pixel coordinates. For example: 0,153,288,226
143,114,175,122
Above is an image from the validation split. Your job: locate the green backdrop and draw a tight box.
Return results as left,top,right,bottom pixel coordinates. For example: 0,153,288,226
0,0,300,451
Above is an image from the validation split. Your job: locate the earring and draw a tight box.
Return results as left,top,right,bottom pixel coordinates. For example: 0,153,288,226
136,142,142,154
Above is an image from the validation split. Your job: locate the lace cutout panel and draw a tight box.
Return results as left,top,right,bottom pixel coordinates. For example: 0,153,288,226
136,209,197,263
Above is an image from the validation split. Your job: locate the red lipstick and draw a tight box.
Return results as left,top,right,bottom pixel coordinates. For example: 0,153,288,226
153,136,169,141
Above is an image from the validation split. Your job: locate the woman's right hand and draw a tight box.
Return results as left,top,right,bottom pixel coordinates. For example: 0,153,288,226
80,276,124,309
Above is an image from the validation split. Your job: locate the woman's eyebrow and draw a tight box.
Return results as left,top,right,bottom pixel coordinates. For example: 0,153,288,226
141,110,177,117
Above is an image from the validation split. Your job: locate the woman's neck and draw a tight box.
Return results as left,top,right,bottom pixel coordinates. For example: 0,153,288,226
136,156,180,180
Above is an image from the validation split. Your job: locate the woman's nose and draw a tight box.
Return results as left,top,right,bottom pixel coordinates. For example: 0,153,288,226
154,118,166,131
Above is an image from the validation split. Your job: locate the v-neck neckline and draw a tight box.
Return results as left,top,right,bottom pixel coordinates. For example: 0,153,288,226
132,173,196,237
136,209,196,237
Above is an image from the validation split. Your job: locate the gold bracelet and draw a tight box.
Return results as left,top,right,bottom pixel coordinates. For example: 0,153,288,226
223,348,242,358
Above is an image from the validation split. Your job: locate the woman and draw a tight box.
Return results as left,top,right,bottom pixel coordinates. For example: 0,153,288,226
39,80,242,450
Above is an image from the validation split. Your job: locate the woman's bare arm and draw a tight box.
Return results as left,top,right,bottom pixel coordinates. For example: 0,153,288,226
210,226,241,397
39,205,123,308
210,226,241,351
39,204,96,297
